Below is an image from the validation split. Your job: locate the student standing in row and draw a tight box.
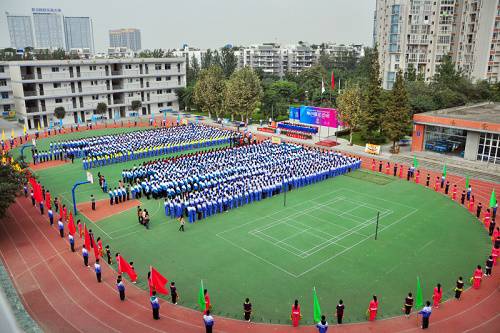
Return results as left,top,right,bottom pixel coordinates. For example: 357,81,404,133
316,315,328,333
418,301,432,329
403,292,413,317
170,282,178,305
95,259,102,283
150,291,160,320
336,299,345,324
432,284,442,308
117,275,125,301
454,276,464,300
243,298,252,322
82,245,89,267
203,310,215,333
368,295,378,321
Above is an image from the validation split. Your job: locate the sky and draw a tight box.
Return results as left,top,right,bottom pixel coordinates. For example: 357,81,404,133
0,0,375,52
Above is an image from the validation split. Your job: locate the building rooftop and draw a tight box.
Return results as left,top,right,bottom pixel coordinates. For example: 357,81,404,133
418,103,500,125
7,57,184,66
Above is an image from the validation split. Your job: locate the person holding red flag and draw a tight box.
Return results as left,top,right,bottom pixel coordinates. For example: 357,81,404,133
491,244,499,265
472,265,483,289
68,212,76,237
399,165,404,179
434,176,439,192
432,283,443,308
117,255,138,283
368,295,378,321
484,209,491,229
148,266,169,296
290,299,301,327
203,289,211,315
77,219,83,239
452,185,457,201
45,190,51,209
371,159,376,172
415,170,420,184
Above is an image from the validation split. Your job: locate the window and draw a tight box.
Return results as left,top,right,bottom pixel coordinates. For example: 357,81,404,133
89,66,97,71
157,90,162,94
51,67,59,72
0,80,6,87
128,78,134,83
0,66,4,73
155,64,162,70
92,95,99,100
125,65,132,69
164,64,171,70
167,102,172,106
156,77,161,81
158,103,164,107
477,133,500,164
53,83,61,88
1,92,8,99
424,125,466,157
128,93,134,97
55,98,63,103
165,76,171,80
3,105,11,111
166,89,172,93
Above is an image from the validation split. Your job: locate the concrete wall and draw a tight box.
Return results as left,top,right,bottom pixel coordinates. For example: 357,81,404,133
464,130,480,161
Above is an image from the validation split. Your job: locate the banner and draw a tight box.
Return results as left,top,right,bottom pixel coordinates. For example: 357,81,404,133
364,143,381,155
289,106,300,120
289,105,342,128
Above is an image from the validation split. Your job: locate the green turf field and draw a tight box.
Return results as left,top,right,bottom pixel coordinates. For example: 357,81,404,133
15,129,491,324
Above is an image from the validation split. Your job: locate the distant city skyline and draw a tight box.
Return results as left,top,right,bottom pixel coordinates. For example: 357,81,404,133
0,0,375,51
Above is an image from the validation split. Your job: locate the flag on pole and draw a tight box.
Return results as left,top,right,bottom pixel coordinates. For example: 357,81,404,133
177,114,181,123
84,224,91,250
331,71,335,90
117,255,137,282
92,237,100,259
465,175,469,189
313,287,322,323
10,129,15,138
37,123,41,132
415,276,423,309
198,280,206,312
442,164,447,177
23,125,27,136
321,79,325,94
1,129,5,141
149,266,169,296
68,212,76,235
490,190,497,208
413,155,419,168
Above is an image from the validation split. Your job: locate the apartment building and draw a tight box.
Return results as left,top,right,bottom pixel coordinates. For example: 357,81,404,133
8,58,185,129
0,63,15,114
32,8,65,49
172,45,206,67
64,17,94,52
236,43,284,76
452,0,500,83
109,29,141,52
375,0,500,89
6,14,35,49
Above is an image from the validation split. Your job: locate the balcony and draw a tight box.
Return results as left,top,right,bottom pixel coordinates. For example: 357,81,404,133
21,74,35,80
26,106,40,113
23,90,37,97
112,71,123,76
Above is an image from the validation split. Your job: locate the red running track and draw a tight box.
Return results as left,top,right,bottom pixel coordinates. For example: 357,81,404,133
0,195,499,333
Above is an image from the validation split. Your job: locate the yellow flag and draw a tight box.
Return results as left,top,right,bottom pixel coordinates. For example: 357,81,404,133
23,125,27,135
11,129,15,138
1,129,5,141
37,123,41,132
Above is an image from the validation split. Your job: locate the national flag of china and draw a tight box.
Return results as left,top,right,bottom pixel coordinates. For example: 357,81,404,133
67,212,76,236
331,71,335,90
91,237,100,259
84,224,91,250
117,255,137,282
149,266,169,296
45,191,51,209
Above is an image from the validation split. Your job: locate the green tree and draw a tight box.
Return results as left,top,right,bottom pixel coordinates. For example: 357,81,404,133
337,85,363,145
360,45,385,143
54,106,66,120
201,49,214,69
0,163,24,218
96,102,107,116
384,70,411,152
186,55,200,85
175,86,194,112
193,65,225,118
224,67,263,123
405,64,417,82
406,81,437,113
152,49,165,58
262,80,299,119
219,46,238,78
131,100,142,114
138,50,153,58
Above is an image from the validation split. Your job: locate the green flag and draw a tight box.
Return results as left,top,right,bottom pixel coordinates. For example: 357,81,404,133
490,190,497,208
465,176,469,189
313,287,322,323
415,276,423,309
413,155,419,168
198,280,206,312
442,164,447,177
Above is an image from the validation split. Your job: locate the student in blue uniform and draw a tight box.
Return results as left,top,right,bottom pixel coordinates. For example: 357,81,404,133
82,245,89,267
117,275,125,300
68,233,75,252
94,259,102,283
48,208,54,226
150,291,160,320
57,218,64,238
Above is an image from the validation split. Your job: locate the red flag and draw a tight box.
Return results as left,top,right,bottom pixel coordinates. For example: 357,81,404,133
67,212,76,236
149,266,169,295
84,224,91,251
117,255,137,282
331,71,335,90
92,237,100,259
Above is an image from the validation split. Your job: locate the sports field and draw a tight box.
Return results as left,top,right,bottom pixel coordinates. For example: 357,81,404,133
16,128,491,324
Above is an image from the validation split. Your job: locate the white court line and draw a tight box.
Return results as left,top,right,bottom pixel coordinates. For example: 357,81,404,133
249,228,312,257
343,187,416,210
294,208,419,277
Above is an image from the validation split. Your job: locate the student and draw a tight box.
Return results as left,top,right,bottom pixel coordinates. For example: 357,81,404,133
432,284,442,308
403,292,413,317
170,282,178,305
57,218,64,238
461,191,466,205
484,209,491,229
425,174,430,187
445,181,450,194
477,202,483,219
94,259,102,283
243,298,252,322
117,275,125,300
82,245,89,267
336,299,345,324
48,207,54,226
68,233,75,252
472,265,483,289
452,185,457,201
368,295,378,321
454,276,464,300
203,310,214,333
418,301,432,329
91,194,96,210
290,299,301,327
105,245,112,265
485,256,494,276
178,216,185,232
316,315,328,333
467,185,472,201
150,291,160,320
489,218,496,236
54,197,59,212
434,176,439,191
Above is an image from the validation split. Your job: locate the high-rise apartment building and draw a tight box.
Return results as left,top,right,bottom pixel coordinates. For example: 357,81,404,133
64,17,94,52
375,0,500,89
6,14,35,49
8,58,185,129
32,8,65,49
109,29,141,51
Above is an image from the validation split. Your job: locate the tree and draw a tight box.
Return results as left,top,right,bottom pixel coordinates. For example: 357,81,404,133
96,102,107,115
384,70,411,152
193,65,225,118
405,64,417,82
131,100,142,114
186,55,200,85
337,86,363,145
360,45,385,143
219,46,238,78
54,106,66,120
224,67,263,123
151,49,165,58
0,163,24,218
262,80,300,119
175,86,194,112
201,49,214,69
